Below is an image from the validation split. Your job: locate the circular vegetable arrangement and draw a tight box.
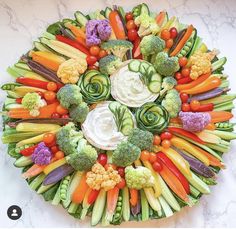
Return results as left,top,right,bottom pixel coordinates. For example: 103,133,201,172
2,3,236,226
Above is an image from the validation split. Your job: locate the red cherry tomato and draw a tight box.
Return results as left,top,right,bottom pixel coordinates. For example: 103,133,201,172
44,91,56,101
89,65,99,70
99,49,108,58
181,67,190,78
128,29,138,41
97,153,107,166
61,114,69,119
180,93,189,103
51,145,60,154
47,82,58,92
89,46,100,56
125,12,133,21
152,161,163,172
175,72,183,80
126,20,136,30
160,132,173,140
86,55,97,65
181,103,191,112
161,139,171,149
169,27,178,39
116,178,126,189
153,135,161,146
165,39,174,48
149,152,157,163
43,133,56,144
117,167,125,177
178,57,188,67
161,29,171,41
190,99,200,111
51,112,61,119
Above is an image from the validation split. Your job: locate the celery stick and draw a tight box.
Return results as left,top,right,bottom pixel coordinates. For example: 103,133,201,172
140,189,149,221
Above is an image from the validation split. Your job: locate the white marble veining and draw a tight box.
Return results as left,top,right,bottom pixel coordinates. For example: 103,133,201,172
0,0,236,227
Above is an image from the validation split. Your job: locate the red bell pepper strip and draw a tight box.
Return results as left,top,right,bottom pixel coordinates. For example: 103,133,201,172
55,35,90,55
133,37,142,59
195,103,214,112
20,144,38,156
156,152,190,194
87,189,100,205
16,98,22,104
177,76,193,85
168,127,206,144
16,77,49,89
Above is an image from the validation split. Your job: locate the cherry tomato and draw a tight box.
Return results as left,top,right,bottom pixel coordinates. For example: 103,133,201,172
190,99,200,111
44,91,56,101
126,20,136,30
116,178,126,189
61,114,69,119
50,145,59,154
180,92,189,103
181,103,191,112
181,67,190,78
55,151,65,160
47,82,58,92
161,29,171,41
178,57,188,67
86,55,97,65
99,49,108,58
128,29,138,41
165,39,174,48
125,12,133,21
56,105,68,115
89,45,100,56
43,133,56,144
140,150,150,161
97,153,107,166
117,167,125,177
175,72,183,80
104,163,117,170
169,27,178,39
152,161,163,172
161,139,171,149
45,139,56,147
160,132,173,140
89,65,99,70
149,152,157,163
153,135,161,146
51,112,61,119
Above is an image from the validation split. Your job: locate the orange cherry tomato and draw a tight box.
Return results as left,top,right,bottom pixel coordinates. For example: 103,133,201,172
44,91,56,101
161,29,171,41
47,82,58,92
43,133,56,144
178,57,188,67
56,105,68,115
126,20,136,30
99,49,108,58
116,178,126,189
160,132,173,140
181,103,191,112
50,145,59,154
161,139,171,149
175,72,183,80
89,45,100,56
104,163,117,170
165,39,174,48
190,99,200,111
140,150,150,161
153,135,161,146
181,67,190,78
55,151,65,160
149,152,157,163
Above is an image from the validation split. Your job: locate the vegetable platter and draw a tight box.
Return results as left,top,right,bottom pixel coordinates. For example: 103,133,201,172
1,2,236,226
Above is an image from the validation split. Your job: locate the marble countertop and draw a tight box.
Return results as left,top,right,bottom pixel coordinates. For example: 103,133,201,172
0,0,236,227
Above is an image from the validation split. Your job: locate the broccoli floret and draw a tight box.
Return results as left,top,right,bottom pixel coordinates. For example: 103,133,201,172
69,102,89,124
134,13,160,37
101,40,133,60
112,141,141,167
66,139,97,171
160,76,177,97
99,55,123,75
127,128,153,151
125,166,154,190
57,84,83,109
56,122,83,155
153,52,180,77
161,89,181,118
140,34,165,61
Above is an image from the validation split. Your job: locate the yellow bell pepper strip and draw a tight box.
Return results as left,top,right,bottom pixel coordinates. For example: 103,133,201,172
170,137,210,166
43,157,67,175
160,147,191,177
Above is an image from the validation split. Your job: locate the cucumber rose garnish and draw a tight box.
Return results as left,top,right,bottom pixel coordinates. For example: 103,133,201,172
135,102,170,133
78,70,111,104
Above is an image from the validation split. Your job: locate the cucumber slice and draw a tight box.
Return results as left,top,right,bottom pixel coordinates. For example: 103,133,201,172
148,80,161,93
74,11,88,27
104,7,112,18
139,62,150,75
212,57,227,72
15,62,31,71
29,173,46,191
128,60,141,72
14,156,33,168
7,91,21,99
108,101,121,113
140,3,150,15
5,103,23,111
34,41,51,52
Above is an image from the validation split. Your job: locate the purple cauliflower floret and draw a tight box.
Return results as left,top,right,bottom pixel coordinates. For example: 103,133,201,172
31,142,52,165
179,111,211,132
86,19,111,46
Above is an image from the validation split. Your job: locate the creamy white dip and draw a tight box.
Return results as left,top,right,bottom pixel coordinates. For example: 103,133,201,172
82,101,131,150
110,64,159,107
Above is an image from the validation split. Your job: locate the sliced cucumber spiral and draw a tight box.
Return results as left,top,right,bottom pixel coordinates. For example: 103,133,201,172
78,70,111,104
135,102,170,133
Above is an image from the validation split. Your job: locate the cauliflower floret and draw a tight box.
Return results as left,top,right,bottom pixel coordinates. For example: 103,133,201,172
57,58,87,84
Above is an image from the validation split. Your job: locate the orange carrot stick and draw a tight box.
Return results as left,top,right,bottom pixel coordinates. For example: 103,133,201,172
129,188,138,206
107,186,119,214
209,111,233,123
109,11,126,40
66,23,86,39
